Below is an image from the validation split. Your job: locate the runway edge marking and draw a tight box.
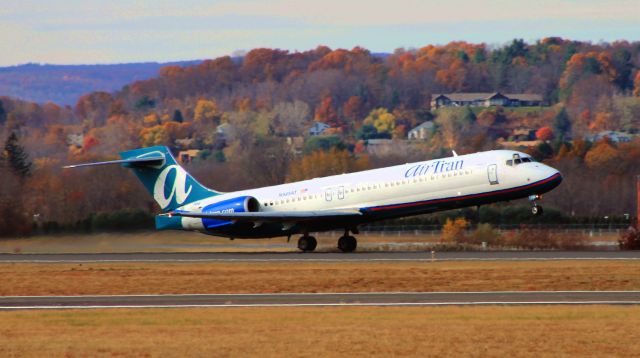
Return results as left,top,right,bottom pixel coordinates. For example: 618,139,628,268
4,301,640,310
3,290,640,299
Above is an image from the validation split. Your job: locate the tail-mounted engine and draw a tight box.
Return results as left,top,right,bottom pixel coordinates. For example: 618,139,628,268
201,196,260,229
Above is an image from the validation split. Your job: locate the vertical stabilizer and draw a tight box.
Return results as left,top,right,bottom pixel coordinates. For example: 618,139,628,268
119,146,220,212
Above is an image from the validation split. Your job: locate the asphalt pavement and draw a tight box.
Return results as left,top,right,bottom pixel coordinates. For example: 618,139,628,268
2,291,639,309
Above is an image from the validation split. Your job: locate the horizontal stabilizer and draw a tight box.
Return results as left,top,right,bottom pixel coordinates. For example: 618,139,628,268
63,156,165,169
165,209,362,222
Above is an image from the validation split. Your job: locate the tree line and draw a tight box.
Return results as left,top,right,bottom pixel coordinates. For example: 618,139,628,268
1,37,640,236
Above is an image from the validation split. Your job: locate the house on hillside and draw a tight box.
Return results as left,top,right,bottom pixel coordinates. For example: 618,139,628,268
431,92,543,109
407,121,434,140
67,133,84,147
309,122,331,136
585,131,635,143
178,149,200,164
498,128,540,148
511,128,536,141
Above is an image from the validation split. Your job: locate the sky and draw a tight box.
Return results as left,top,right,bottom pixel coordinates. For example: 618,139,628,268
1,0,639,66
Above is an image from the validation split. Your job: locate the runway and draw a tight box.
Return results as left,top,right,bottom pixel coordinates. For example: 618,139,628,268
2,291,640,310
1,251,640,263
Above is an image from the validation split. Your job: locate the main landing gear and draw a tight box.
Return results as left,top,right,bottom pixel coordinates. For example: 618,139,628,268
297,235,317,252
529,194,544,216
338,229,358,253
297,229,359,253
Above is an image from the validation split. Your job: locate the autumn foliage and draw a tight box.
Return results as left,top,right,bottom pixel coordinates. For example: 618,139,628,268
1,38,640,236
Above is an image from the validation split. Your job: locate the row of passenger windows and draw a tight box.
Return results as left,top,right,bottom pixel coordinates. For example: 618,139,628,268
262,169,473,207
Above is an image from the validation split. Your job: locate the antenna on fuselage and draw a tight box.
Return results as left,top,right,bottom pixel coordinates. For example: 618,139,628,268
452,150,458,157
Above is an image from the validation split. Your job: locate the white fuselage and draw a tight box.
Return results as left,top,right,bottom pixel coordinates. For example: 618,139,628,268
178,150,561,233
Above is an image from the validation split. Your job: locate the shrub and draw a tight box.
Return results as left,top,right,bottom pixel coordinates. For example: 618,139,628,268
498,226,587,249
619,228,640,250
440,217,469,244
469,223,501,246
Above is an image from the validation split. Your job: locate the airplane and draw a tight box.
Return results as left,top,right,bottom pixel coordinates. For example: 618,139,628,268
65,146,562,252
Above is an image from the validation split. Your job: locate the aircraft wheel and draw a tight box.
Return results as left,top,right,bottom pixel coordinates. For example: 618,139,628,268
297,236,317,252
338,236,357,253
531,205,543,216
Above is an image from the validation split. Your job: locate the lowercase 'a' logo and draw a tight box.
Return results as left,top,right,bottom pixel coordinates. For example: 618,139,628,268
154,165,192,209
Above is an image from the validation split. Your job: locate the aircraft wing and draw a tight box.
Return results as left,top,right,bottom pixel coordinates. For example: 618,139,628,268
165,209,362,222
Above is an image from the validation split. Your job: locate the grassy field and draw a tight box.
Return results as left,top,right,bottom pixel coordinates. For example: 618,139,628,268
1,305,639,357
0,230,620,254
2,260,640,296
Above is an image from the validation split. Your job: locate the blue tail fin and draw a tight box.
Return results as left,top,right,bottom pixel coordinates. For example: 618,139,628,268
119,146,220,212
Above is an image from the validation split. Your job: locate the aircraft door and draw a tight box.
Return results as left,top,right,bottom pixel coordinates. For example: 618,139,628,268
325,188,333,201
487,164,499,185
337,186,344,200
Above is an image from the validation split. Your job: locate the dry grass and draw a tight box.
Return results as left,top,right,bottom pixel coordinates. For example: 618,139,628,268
0,231,444,254
2,260,640,296
0,230,620,254
1,305,639,357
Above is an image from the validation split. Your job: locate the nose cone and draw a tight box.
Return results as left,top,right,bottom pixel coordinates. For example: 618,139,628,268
538,164,563,193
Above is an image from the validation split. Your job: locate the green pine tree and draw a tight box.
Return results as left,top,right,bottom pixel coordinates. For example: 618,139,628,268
0,99,6,125
552,108,571,141
173,109,184,123
4,132,32,179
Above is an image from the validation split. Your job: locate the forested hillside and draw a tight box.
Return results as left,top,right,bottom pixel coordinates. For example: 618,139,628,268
1,38,640,235
0,61,201,105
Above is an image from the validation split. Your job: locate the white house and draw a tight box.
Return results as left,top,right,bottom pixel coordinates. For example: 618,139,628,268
585,131,635,143
431,92,543,109
309,122,331,136
407,121,434,140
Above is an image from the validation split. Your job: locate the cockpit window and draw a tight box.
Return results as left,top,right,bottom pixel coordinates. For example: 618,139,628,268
507,155,535,166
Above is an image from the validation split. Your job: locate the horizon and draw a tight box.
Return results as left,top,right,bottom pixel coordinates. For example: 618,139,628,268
1,0,639,67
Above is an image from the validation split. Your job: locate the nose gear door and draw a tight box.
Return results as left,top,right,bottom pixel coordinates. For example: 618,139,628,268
487,164,499,185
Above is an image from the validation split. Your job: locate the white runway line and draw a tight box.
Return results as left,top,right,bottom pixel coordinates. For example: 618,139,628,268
3,291,640,309
4,301,640,310
3,290,640,299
